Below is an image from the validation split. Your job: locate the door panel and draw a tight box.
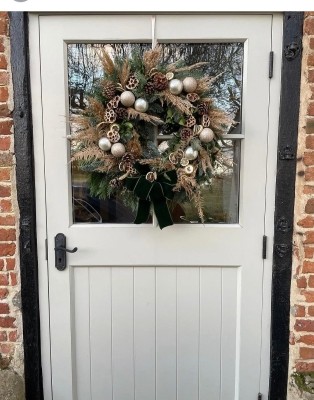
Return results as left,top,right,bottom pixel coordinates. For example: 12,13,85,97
30,13,282,400
72,266,238,400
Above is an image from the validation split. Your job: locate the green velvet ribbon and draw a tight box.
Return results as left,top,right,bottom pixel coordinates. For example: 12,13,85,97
124,166,177,230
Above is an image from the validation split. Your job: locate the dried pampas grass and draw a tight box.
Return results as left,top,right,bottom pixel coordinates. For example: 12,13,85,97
127,108,164,125
100,49,115,75
161,90,194,115
118,59,131,89
143,45,163,75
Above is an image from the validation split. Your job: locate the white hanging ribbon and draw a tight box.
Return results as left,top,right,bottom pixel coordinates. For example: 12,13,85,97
152,15,157,48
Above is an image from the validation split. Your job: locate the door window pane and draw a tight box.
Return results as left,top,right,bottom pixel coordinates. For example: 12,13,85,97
68,43,243,224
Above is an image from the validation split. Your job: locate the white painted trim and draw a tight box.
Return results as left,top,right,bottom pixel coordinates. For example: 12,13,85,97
259,13,283,396
28,13,53,400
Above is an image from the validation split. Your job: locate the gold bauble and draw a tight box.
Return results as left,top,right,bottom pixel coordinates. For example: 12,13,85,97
111,143,126,158
183,77,198,93
120,91,135,107
199,128,215,143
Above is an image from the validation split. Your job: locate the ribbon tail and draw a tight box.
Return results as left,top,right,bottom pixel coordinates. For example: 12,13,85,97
153,199,173,230
134,199,151,224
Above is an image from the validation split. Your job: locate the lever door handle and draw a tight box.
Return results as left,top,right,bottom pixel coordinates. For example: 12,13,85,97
54,233,77,271
54,246,78,254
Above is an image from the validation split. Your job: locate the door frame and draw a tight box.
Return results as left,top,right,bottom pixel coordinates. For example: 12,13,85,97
9,11,303,400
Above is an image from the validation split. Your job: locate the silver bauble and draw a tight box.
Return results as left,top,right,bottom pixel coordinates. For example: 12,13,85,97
169,79,183,95
199,128,215,143
111,143,126,158
134,98,149,113
98,137,112,151
120,91,135,107
185,146,198,160
183,77,198,93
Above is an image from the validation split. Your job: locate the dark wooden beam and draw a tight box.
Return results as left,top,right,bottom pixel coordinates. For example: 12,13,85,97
9,12,43,400
269,12,304,400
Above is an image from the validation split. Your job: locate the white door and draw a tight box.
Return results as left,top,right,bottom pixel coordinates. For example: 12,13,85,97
30,14,282,400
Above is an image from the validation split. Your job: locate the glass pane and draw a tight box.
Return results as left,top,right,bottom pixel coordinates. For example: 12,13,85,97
169,140,240,224
159,43,244,135
68,43,150,224
68,42,243,225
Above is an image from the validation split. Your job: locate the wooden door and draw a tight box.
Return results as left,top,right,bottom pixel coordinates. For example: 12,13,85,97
29,13,282,400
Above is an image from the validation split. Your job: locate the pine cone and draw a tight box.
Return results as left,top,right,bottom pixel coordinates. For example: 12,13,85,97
109,178,121,188
122,152,135,164
116,107,128,120
197,102,209,115
152,73,168,91
144,81,155,95
180,128,193,140
102,81,116,100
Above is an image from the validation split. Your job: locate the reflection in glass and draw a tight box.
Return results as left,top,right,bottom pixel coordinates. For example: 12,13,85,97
169,140,240,224
159,43,243,134
68,43,243,224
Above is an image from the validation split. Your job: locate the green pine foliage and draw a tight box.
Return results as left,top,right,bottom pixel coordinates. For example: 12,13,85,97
89,172,115,199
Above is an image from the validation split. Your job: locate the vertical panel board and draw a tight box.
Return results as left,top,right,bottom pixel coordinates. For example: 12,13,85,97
112,267,135,400
89,267,113,400
177,267,200,400
199,268,222,400
156,267,177,400
220,268,238,400
134,267,156,400
73,267,91,400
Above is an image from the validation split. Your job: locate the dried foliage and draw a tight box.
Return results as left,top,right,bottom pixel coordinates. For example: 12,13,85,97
193,189,205,223
127,107,164,125
195,77,214,94
174,61,209,73
199,148,213,172
174,168,198,198
209,109,233,134
100,49,116,75
71,126,99,146
139,158,175,172
94,157,118,173
118,59,131,89
161,90,195,115
71,146,105,162
143,45,163,75
125,131,143,158
86,98,105,122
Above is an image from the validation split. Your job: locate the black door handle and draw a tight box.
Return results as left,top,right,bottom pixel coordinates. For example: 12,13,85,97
54,233,78,271
54,246,78,254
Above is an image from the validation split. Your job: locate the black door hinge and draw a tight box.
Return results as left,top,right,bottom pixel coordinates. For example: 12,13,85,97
269,51,274,78
258,393,262,400
262,236,267,259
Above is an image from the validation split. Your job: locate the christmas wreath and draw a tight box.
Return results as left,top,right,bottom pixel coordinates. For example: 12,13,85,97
70,45,233,229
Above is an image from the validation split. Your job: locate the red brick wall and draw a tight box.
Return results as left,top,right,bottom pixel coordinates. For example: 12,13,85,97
0,12,23,375
289,13,314,396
